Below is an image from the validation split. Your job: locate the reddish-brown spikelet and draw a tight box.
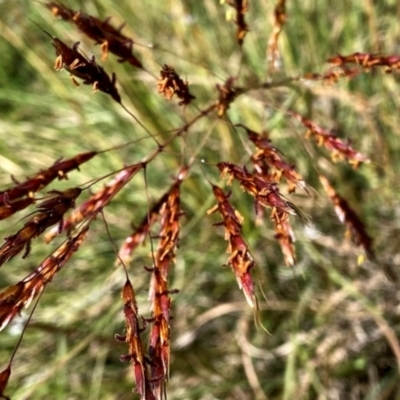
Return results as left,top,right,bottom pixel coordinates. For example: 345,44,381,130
238,124,306,193
327,52,400,72
267,0,286,72
37,187,82,215
288,111,370,167
115,279,153,399
118,173,186,265
319,175,374,259
217,162,298,216
47,152,98,179
302,66,361,83
72,12,143,68
207,185,256,307
154,188,181,278
45,164,142,242
216,163,300,264
148,270,172,399
250,154,274,191
0,226,89,331
117,211,159,266
0,152,96,206
224,0,249,45
45,1,75,20
43,29,121,102
149,168,186,283
157,65,195,106
0,366,11,400
272,211,296,266
45,2,143,68
0,198,35,220
146,169,186,395
0,188,82,266
216,77,237,117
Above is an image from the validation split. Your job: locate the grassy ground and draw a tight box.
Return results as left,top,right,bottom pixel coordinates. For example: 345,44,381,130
0,0,400,399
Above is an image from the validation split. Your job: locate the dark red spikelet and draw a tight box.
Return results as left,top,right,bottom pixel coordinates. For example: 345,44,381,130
0,151,96,206
0,198,35,220
0,366,11,400
208,184,257,307
320,175,375,259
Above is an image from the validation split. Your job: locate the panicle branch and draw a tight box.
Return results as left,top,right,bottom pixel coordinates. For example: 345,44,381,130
117,203,161,266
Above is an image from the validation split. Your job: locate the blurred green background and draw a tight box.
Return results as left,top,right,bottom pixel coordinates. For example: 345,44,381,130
1,0,400,399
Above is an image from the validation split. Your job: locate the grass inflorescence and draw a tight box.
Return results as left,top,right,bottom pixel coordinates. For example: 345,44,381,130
0,1,400,399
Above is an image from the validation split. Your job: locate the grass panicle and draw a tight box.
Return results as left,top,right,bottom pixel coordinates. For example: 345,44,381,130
0,0,399,399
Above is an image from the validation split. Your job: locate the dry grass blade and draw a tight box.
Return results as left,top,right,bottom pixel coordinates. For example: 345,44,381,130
207,184,256,307
0,225,89,331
